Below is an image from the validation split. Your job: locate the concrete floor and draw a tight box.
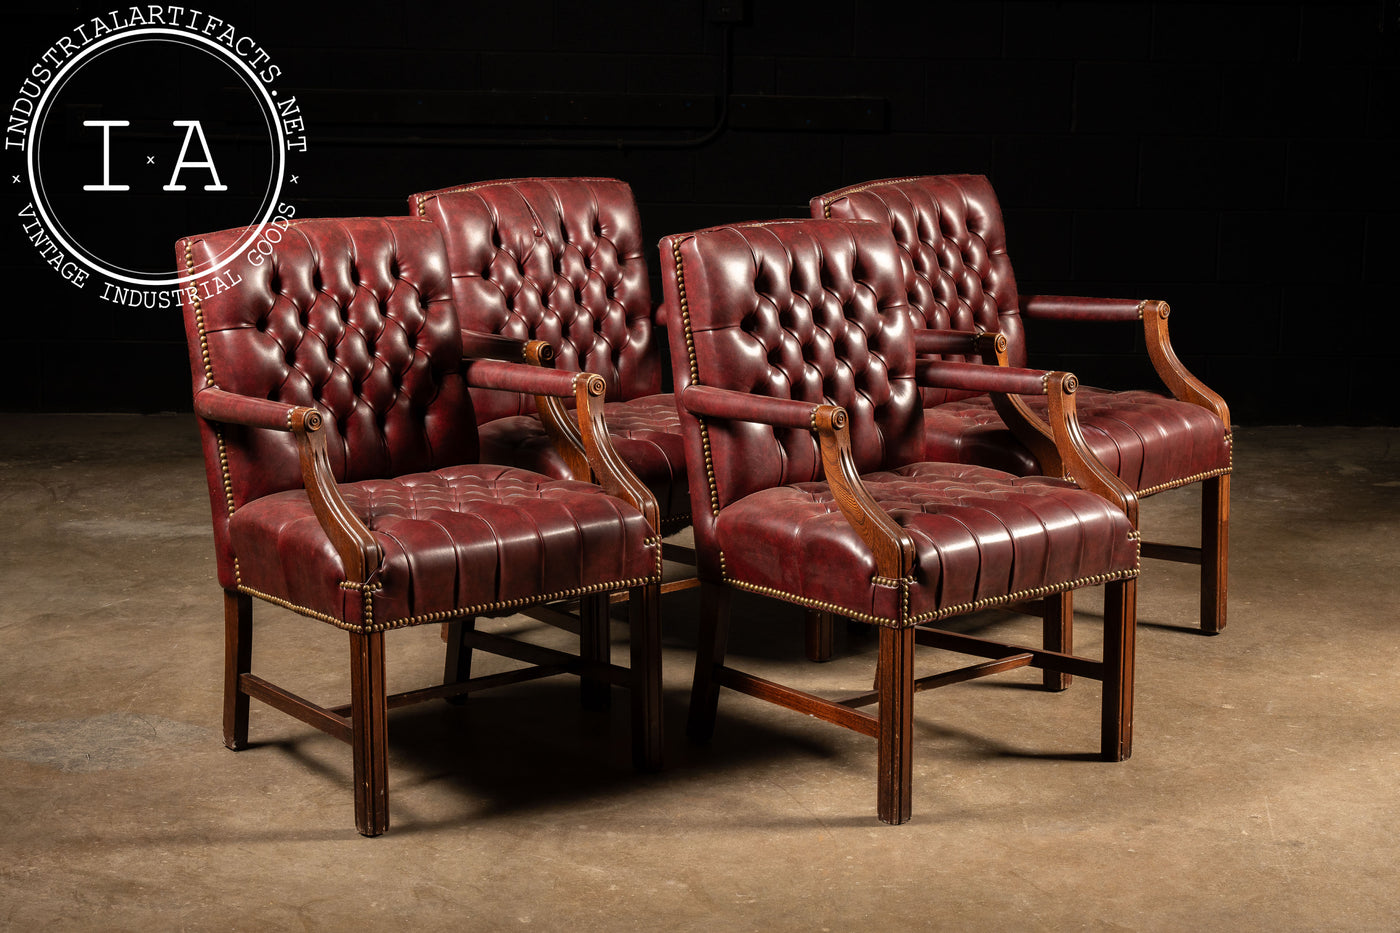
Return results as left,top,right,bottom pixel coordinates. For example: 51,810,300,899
1,415,1397,931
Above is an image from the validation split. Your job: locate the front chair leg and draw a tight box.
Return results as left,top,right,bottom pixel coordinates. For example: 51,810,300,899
1201,473,1229,634
349,630,389,837
223,590,252,750
1100,579,1137,762
877,626,916,825
579,594,612,711
687,582,732,743
1042,591,1073,691
628,583,663,772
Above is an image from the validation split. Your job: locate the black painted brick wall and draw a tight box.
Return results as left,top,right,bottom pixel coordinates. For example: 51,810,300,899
5,0,1396,423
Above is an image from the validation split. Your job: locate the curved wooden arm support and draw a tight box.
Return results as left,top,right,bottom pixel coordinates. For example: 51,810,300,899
1044,373,1139,526
575,372,661,532
812,405,916,581
517,339,592,482
984,335,1060,475
194,388,383,584
289,408,383,585
1140,301,1230,427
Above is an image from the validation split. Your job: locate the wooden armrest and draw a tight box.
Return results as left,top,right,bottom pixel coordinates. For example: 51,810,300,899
811,405,915,581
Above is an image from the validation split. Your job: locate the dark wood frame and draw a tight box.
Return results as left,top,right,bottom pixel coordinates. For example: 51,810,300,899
682,362,1140,824
207,346,664,836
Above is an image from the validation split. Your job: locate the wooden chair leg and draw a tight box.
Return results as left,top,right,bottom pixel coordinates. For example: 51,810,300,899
1042,591,1073,691
877,626,915,825
628,583,664,772
223,590,251,751
804,609,835,662
687,582,732,742
579,594,612,710
1201,473,1229,635
349,630,389,837
1100,579,1137,762
443,616,475,705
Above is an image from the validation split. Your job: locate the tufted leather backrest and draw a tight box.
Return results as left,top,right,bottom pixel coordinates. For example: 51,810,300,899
411,177,659,424
812,175,1026,405
178,216,473,587
660,219,923,559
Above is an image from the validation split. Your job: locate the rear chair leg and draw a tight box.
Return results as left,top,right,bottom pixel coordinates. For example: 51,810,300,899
350,630,389,837
687,582,732,742
805,609,834,662
628,583,664,772
1042,591,1073,691
1100,579,1137,762
443,616,476,705
1201,473,1229,634
223,590,251,750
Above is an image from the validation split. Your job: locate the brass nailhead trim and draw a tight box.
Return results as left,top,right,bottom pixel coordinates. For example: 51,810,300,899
239,571,662,635
667,234,724,523
724,563,1140,630
1137,464,1231,499
817,176,928,217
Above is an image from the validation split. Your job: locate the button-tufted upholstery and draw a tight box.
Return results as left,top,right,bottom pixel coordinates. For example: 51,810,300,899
814,175,1231,632
178,215,663,836
411,178,690,530
659,218,1140,824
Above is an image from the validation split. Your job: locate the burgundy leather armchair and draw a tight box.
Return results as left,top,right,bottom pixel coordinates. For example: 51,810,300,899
410,178,691,535
178,216,663,836
659,218,1140,824
813,175,1230,635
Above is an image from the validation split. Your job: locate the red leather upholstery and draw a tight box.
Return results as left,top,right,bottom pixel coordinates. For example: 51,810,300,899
411,177,659,420
659,217,1139,824
412,178,689,529
230,464,657,629
661,218,1138,619
182,216,475,590
716,462,1138,625
178,215,665,835
813,175,1231,497
181,213,660,624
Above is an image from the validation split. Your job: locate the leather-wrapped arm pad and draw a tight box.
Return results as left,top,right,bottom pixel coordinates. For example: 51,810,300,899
916,359,1051,396
193,387,308,432
681,385,821,431
460,358,589,398
1021,295,1145,322
913,328,1004,357
461,329,530,361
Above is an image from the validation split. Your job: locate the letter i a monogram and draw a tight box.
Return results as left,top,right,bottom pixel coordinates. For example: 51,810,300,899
82,120,131,191
80,119,228,192
164,120,227,192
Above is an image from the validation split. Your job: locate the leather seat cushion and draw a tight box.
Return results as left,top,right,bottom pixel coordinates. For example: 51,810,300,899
923,388,1230,493
229,464,658,627
477,393,689,525
715,462,1138,625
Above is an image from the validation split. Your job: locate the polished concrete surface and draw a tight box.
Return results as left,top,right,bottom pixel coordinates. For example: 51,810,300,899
1,416,1397,931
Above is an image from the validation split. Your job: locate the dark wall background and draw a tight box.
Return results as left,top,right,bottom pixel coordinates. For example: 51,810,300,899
6,0,1397,424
